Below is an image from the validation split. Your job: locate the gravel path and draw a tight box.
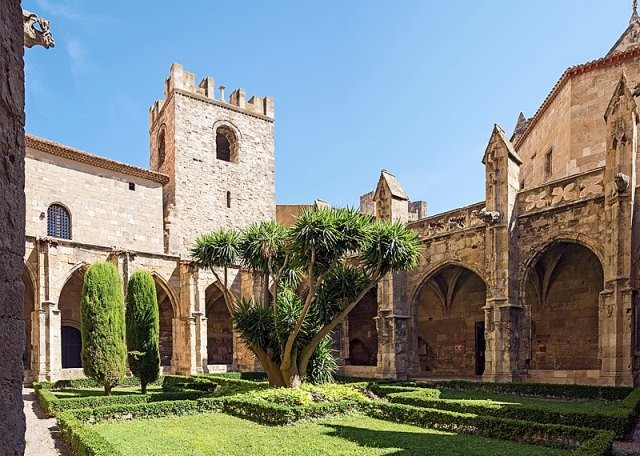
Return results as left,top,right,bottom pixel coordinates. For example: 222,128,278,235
23,388,71,456
613,416,640,456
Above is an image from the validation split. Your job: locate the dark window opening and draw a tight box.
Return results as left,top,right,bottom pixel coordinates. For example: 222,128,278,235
61,326,82,368
47,204,71,239
544,148,553,181
216,132,231,161
129,182,136,191
226,191,231,208
158,128,166,166
215,126,238,163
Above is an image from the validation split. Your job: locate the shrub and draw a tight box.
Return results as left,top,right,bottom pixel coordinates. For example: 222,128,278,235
126,271,161,394
386,389,631,436
81,262,127,395
307,336,338,384
162,375,219,393
364,401,608,451
57,411,120,456
34,382,205,416
421,380,631,401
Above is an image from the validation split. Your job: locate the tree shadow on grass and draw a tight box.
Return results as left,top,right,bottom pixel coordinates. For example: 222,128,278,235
323,424,519,456
325,424,473,456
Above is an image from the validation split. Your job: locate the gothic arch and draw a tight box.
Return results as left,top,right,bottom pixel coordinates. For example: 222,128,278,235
22,264,36,370
519,232,605,299
150,272,179,316
205,282,234,365
409,260,487,315
412,263,487,376
521,240,604,372
347,287,378,366
59,264,88,369
151,272,178,368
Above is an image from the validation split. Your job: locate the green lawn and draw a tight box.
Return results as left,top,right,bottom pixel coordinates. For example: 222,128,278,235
93,413,568,456
52,385,163,398
437,389,621,414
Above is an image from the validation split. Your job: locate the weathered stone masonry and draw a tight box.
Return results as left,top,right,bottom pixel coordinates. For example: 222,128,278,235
20,6,640,388
1,1,26,453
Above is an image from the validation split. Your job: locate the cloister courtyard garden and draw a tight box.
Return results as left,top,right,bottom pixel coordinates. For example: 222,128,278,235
32,373,639,455
23,210,640,455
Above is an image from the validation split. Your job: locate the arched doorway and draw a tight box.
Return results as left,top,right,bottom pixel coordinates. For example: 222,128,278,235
205,284,233,365
347,288,378,366
525,242,603,371
59,267,85,369
22,267,35,370
414,265,487,376
153,278,174,367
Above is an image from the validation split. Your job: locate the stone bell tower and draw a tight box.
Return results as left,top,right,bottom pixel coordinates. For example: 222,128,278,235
149,63,276,257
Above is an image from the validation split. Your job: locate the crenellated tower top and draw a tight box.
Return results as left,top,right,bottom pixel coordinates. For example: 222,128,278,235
149,63,274,127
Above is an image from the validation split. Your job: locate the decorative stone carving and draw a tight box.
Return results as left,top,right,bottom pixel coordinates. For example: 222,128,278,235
615,172,630,193
472,208,501,225
23,9,54,49
523,173,604,212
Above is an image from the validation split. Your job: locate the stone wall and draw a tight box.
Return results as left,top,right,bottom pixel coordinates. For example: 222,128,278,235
151,64,276,257
0,0,26,452
414,266,486,376
517,53,640,190
25,147,165,253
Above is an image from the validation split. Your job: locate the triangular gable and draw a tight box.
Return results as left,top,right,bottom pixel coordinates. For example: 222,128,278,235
483,124,523,166
604,72,638,122
374,169,409,201
607,8,640,56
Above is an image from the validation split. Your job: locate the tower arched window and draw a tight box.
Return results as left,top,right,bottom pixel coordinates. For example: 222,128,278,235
158,127,166,166
47,204,71,240
215,126,238,163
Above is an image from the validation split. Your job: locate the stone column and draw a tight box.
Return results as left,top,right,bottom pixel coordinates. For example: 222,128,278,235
43,302,61,381
481,125,522,382
372,170,412,379
600,74,637,386
194,267,208,374
172,260,202,375
0,3,27,449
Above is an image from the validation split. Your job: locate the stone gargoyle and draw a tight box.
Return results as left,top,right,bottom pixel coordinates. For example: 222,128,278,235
615,172,630,194
23,9,55,49
472,207,501,225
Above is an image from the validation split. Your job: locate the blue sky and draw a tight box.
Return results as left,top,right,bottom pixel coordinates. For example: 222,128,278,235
24,1,633,215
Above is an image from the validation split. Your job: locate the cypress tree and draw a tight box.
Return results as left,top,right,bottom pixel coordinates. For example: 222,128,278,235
126,271,160,394
80,262,127,395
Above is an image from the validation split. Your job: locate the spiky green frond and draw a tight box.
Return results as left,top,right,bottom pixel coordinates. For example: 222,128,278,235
191,229,241,269
362,220,421,276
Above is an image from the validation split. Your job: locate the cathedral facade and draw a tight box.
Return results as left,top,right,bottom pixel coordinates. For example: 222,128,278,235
22,9,640,386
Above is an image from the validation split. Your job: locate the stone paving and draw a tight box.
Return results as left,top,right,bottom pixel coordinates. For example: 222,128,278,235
23,388,70,456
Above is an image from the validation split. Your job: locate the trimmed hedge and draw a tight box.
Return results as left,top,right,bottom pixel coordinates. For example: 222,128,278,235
419,380,632,401
197,374,269,387
58,395,360,427
364,401,613,454
368,383,440,398
202,372,268,381
385,386,640,437
162,375,220,393
57,411,120,456
35,383,205,416
58,396,615,455
37,375,164,391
